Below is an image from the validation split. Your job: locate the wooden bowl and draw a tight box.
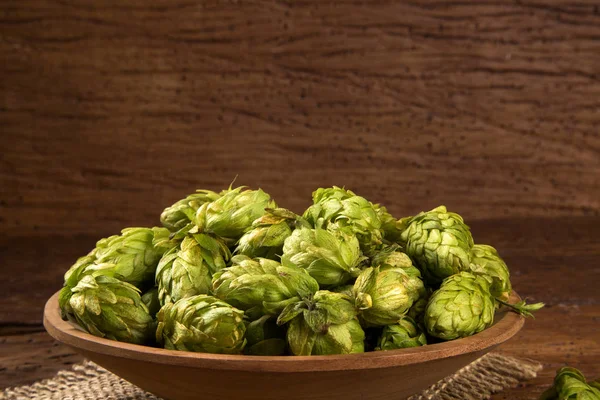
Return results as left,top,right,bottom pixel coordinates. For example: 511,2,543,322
44,291,524,400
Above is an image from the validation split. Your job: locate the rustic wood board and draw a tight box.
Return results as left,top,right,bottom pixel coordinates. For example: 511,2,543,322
2,1,600,237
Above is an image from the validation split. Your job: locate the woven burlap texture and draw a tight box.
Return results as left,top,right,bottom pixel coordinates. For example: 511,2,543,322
0,352,541,400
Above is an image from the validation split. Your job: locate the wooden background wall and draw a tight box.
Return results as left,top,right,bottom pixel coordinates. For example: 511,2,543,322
2,0,599,238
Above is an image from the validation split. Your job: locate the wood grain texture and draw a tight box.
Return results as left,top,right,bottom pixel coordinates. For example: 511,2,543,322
1,0,600,236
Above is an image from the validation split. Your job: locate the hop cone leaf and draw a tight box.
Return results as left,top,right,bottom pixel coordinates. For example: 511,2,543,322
60,275,154,344
156,294,246,354
353,266,425,326
281,227,364,287
540,367,600,400
160,190,221,232
331,284,355,298
277,290,363,355
141,287,161,317
62,254,97,291
406,288,432,328
156,234,231,306
235,208,300,259
304,186,383,256
376,317,427,350
311,186,355,203
425,272,495,340
373,204,404,244
469,244,512,300
195,186,276,240
400,206,474,285
244,315,287,356
371,245,422,277
212,255,319,319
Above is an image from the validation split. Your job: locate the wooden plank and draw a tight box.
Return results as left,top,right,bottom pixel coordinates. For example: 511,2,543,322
0,332,83,389
2,1,600,236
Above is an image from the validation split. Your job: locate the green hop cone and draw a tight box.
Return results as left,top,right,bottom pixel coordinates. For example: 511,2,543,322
539,367,600,400
195,186,276,241
373,204,404,244
469,244,512,300
425,272,495,340
353,266,425,326
160,190,221,232
376,317,427,350
372,246,430,326
281,227,364,287
87,227,177,288
244,315,287,356
212,255,319,319
60,275,154,345
371,245,421,276
304,186,384,256
400,206,474,286
156,294,246,354
156,234,231,306
235,208,302,259
406,288,432,328
277,291,363,355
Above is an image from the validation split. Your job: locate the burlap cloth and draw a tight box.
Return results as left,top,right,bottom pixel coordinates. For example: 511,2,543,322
0,352,541,400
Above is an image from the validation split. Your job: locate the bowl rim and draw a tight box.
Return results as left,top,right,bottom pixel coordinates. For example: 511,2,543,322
44,290,524,372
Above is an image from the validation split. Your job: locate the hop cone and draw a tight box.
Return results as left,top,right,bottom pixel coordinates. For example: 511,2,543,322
141,287,161,317
281,227,364,287
244,315,287,356
87,227,177,288
353,266,425,326
376,317,427,350
156,295,246,354
160,190,221,232
304,186,383,256
400,206,474,285
156,234,231,306
540,367,600,400
469,244,512,300
212,255,319,319
196,186,276,240
373,204,404,244
371,246,421,276
407,288,432,328
60,227,177,295
425,272,495,340
277,291,363,355
59,275,153,345
235,208,300,259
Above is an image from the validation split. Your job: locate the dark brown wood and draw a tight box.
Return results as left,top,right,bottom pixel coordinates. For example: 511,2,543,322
0,332,83,389
1,1,600,238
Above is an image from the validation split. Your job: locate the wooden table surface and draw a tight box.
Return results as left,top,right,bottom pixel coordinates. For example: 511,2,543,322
0,216,598,399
